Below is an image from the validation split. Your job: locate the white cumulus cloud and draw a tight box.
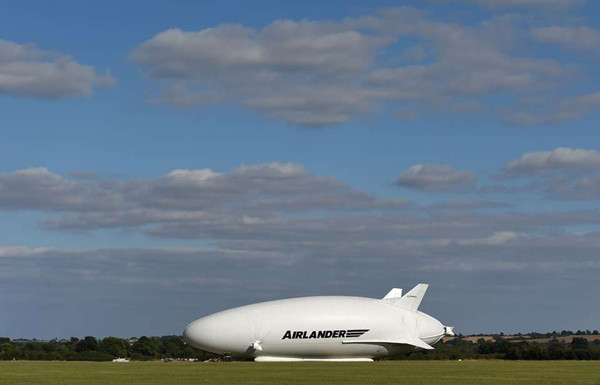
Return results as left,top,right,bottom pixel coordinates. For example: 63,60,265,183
501,147,600,177
0,39,115,99
395,164,476,192
131,8,579,127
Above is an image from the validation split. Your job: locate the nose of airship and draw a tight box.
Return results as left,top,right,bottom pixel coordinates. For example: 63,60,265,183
183,319,209,350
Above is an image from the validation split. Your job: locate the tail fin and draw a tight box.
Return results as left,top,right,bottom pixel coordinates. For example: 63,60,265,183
382,288,403,299
389,283,428,310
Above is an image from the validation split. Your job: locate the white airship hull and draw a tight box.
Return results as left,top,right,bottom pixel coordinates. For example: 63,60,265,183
255,356,375,362
183,284,452,361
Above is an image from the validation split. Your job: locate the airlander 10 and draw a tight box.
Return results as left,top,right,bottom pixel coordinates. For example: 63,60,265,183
183,283,454,362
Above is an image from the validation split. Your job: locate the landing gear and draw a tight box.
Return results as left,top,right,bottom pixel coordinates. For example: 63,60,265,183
221,353,232,362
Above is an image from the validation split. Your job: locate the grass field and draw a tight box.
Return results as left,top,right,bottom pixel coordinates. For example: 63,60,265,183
0,361,599,385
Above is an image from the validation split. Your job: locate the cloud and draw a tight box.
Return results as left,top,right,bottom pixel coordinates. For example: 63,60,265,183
131,8,578,127
532,26,600,52
504,93,600,126
234,162,306,178
426,200,510,210
132,24,385,78
3,164,600,335
131,23,390,126
0,39,114,99
545,176,600,200
0,167,123,211
16,163,600,247
137,162,410,213
3,214,600,336
0,163,411,231
456,231,520,246
500,147,600,178
428,0,585,9
463,0,584,9
483,148,600,200
365,9,567,96
0,246,65,258
395,164,476,192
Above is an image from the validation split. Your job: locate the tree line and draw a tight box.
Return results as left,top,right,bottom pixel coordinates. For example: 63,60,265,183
1,333,599,361
0,336,209,361
400,335,600,361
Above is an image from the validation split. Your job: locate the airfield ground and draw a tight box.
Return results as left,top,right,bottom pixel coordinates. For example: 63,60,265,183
1,361,599,385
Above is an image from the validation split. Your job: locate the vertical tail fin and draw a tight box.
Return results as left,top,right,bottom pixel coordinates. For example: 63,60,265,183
389,283,428,310
382,288,403,299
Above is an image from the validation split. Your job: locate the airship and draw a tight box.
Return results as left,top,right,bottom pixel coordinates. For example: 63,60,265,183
183,283,454,362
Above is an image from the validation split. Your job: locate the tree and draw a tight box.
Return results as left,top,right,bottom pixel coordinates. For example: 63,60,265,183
571,337,590,350
161,337,186,358
131,336,160,359
75,336,98,352
99,337,128,358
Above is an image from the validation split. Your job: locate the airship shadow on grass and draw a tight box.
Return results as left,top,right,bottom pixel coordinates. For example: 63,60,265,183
183,283,454,362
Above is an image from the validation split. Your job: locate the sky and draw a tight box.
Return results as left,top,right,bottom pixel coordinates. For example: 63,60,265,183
2,0,600,339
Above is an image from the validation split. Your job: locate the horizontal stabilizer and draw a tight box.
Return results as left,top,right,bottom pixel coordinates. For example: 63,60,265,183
342,338,434,350
389,283,428,310
382,288,403,299
400,338,434,350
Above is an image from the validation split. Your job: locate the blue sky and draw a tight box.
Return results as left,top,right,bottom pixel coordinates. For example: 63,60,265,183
2,0,600,339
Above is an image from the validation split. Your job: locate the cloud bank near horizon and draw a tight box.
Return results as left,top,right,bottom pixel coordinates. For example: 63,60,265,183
3,147,600,336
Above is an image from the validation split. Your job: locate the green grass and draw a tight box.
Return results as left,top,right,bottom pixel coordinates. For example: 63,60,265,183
0,361,599,385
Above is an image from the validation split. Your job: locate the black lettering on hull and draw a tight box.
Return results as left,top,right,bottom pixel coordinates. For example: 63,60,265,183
281,329,369,340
